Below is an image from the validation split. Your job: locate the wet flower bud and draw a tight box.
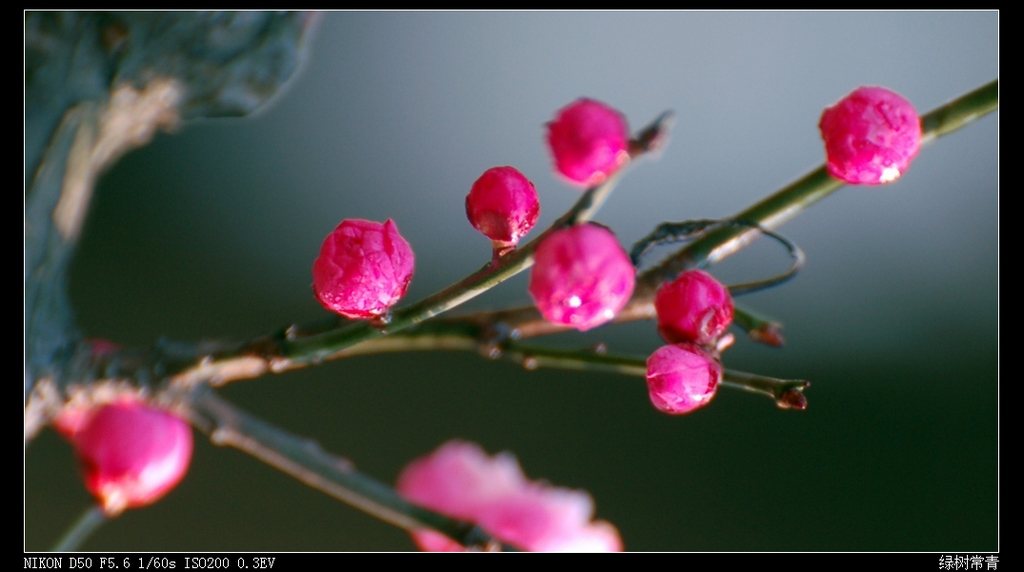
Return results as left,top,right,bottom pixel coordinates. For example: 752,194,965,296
312,218,415,319
528,224,635,331
465,166,540,249
397,440,622,552
654,269,734,346
646,343,723,415
57,398,193,515
546,98,630,187
818,86,922,185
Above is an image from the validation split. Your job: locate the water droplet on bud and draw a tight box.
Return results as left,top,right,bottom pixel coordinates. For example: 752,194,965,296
370,310,393,328
716,333,736,353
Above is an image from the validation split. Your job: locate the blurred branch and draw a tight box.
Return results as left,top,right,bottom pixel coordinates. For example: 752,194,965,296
185,385,519,551
25,11,318,437
51,505,107,552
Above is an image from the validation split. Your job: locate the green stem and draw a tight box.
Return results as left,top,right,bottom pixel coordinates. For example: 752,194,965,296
326,330,808,408
501,342,809,408
186,385,518,551
920,79,999,143
501,342,646,377
51,504,107,552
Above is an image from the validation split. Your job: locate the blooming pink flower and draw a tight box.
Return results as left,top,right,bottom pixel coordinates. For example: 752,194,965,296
655,269,734,346
312,218,415,319
56,397,193,515
528,224,636,331
396,440,622,552
465,166,540,249
646,343,723,415
546,98,630,187
818,86,922,185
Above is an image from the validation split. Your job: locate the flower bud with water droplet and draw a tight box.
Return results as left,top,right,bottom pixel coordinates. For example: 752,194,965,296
818,86,922,185
528,223,635,332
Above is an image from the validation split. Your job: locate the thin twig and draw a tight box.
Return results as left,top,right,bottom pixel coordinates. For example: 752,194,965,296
51,504,107,552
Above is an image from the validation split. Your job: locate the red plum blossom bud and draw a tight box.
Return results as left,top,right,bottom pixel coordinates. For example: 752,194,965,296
655,269,734,346
465,166,540,249
646,343,723,415
56,398,193,515
396,440,622,552
312,218,415,320
818,86,922,185
528,224,635,331
546,98,630,187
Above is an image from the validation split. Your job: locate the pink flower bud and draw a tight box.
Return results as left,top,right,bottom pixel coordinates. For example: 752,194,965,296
818,86,922,185
312,218,415,319
57,398,193,515
654,269,734,346
397,440,622,552
546,98,630,187
528,224,635,331
646,343,723,415
465,166,540,248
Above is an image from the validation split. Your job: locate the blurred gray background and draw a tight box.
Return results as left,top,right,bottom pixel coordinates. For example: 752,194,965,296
26,11,997,551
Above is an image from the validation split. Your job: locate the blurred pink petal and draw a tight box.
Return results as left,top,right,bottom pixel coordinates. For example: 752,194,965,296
397,440,622,552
